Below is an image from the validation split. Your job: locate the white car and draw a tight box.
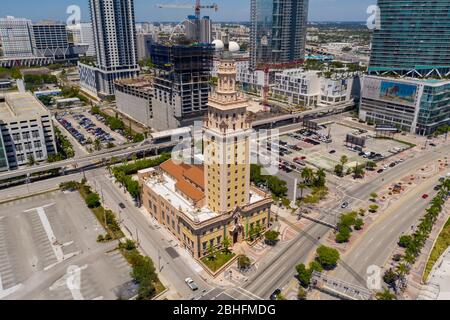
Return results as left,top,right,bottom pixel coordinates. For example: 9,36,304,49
185,278,199,291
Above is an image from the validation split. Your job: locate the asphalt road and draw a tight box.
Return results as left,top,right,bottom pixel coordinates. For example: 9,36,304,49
330,174,443,287
90,170,212,299
242,142,450,299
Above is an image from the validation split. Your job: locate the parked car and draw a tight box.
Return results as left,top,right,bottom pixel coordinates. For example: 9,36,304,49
341,202,349,209
422,194,429,199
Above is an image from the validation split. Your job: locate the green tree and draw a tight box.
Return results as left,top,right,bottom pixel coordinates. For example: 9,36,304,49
297,287,307,300
264,230,280,245
301,167,314,185
85,193,101,208
352,164,365,179
354,218,364,230
207,244,216,261
340,155,348,166
266,176,288,198
94,138,102,151
296,263,312,287
336,226,351,243
376,288,396,300
366,161,377,170
398,235,414,248
276,294,286,300
313,169,327,188
11,67,22,79
383,268,398,287
369,204,379,213
222,237,232,253
316,245,340,269
59,181,79,191
237,255,251,270
27,154,36,166
334,164,344,177
298,182,308,199
308,261,323,273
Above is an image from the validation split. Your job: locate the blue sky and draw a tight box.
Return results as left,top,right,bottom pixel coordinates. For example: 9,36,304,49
0,0,376,22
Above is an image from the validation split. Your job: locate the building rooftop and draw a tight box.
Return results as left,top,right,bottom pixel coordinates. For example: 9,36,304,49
140,160,266,224
115,76,154,92
0,92,49,122
367,75,450,86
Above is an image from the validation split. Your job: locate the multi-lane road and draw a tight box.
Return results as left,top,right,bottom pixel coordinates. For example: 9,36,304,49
242,142,450,299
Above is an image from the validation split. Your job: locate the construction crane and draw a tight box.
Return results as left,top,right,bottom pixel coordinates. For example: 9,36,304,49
156,1,218,19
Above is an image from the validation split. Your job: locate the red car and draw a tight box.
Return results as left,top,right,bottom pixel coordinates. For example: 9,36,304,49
422,194,429,199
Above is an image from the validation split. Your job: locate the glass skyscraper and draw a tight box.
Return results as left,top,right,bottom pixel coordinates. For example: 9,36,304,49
250,0,308,69
369,0,450,74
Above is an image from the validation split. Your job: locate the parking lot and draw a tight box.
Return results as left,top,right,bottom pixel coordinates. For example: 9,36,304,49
0,191,135,300
56,111,127,151
275,122,412,172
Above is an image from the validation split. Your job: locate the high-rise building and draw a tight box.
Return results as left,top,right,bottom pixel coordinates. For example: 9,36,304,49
0,16,34,57
79,0,139,97
184,15,212,44
360,0,450,135
31,23,70,58
250,0,309,69
0,92,56,170
136,33,153,61
150,43,214,129
115,76,154,128
369,0,450,76
203,53,252,213
67,23,96,57
31,22,88,61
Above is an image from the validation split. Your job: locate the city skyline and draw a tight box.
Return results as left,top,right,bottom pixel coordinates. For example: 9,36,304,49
0,0,375,23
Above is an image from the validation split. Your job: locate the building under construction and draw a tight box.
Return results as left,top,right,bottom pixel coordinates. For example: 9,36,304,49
150,43,214,129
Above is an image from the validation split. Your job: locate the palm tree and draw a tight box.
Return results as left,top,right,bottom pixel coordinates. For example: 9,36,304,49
402,253,416,265
207,244,216,261
376,288,396,300
314,169,327,187
94,138,102,151
221,237,232,254
298,182,308,199
340,155,348,166
27,154,36,167
442,179,450,192
395,263,409,290
431,197,444,211
301,167,314,185
352,164,365,179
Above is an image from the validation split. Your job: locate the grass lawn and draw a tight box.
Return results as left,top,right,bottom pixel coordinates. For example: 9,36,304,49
201,251,236,273
423,217,450,282
77,185,124,239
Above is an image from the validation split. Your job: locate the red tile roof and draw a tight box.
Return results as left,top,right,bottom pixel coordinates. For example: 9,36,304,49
160,160,205,203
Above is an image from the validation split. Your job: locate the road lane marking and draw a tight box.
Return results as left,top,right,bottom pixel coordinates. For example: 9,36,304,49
24,204,80,270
